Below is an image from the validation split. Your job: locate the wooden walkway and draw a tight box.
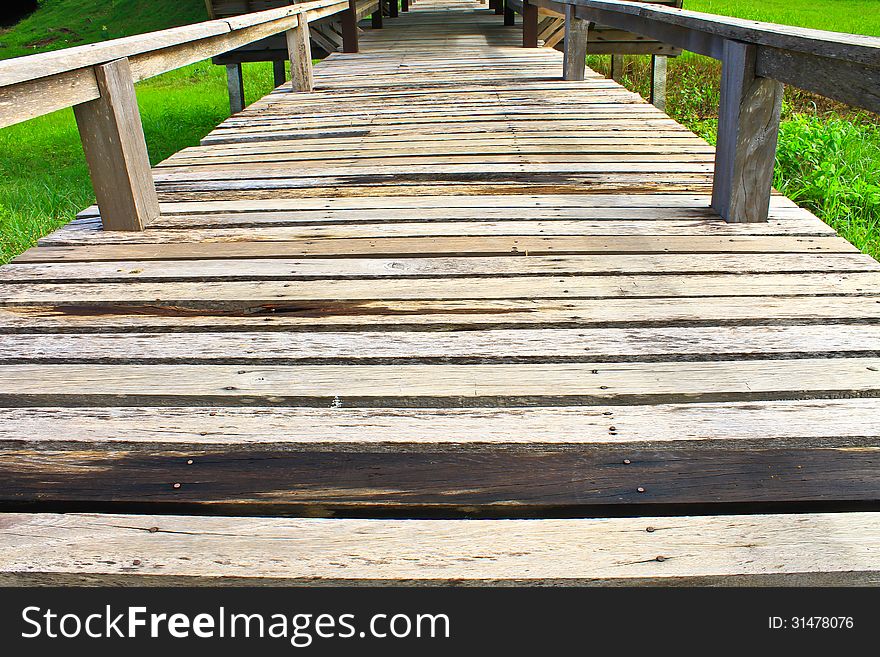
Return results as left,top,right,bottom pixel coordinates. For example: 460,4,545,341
1,1,880,585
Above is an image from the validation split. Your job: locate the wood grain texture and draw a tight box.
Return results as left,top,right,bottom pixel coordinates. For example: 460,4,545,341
2,512,880,585
72,58,159,231
711,41,783,223
2,1,880,584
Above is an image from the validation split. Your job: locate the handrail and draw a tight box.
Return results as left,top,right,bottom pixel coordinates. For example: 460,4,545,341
508,0,880,223
0,0,350,129
566,0,880,64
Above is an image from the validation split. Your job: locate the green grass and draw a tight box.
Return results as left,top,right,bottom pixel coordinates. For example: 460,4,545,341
0,0,207,59
587,0,880,259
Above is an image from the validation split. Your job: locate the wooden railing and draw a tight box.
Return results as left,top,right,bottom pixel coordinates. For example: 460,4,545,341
505,0,880,223
0,0,358,231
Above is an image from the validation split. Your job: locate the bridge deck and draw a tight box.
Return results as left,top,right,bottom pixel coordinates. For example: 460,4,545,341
1,1,880,585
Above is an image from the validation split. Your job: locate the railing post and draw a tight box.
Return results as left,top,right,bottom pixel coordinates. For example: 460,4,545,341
711,40,783,223
650,54,667,111
523,1,538,47
372,0,384,28
563,6,589,81
389,0,399,18
610,54,624,82
494,0,504,15
402,0,409,11
287,15,314,92
225,63,245,113
72,57,159,232
341,0,359,53
273,60,287,87
504,0,515,26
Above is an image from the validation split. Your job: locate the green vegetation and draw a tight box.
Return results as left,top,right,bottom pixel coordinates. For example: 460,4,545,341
0,0,207,59
588,0,880,258
1,0,879,263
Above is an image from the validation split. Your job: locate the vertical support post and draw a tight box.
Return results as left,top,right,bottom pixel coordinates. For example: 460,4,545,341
372,0,384,28
562,6,589,81
273,60,286,87
711,40,783,223
610,54,624,82
72,58,159,232
650,54,667,111
402,0,409,11
341,0,359,53
523,1,538,47
287,16,314,92
494,0,504,15
225,62,245,114
389,0,398,18
504,0,515,26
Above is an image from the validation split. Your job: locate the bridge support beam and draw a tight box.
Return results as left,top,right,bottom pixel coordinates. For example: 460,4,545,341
287,17,314,92
341,0,359,53
504,1,515,26
225,63,245,114
650,54,667,111
610,54,624,82
712,40,783,223
562,7,589,81
372,0,384,28
73,58,159,232
273,60,286,87
523,1,538,47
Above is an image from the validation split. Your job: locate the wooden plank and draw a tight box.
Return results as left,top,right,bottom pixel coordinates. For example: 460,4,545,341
72,58,159,232
3,398,879,445
1,442,877,512
5,296,880,333
4,271,879,305
13,235,861,263
0,358,879,406
2,512,879,585
5,253,874,284
3,324,880,363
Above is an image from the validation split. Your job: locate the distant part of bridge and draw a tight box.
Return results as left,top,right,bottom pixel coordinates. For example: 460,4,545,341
1,1,880,585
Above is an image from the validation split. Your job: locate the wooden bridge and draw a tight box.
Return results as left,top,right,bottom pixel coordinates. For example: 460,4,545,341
1,0,880,585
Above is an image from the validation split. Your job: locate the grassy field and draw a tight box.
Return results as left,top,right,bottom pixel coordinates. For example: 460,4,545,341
1,0,879,263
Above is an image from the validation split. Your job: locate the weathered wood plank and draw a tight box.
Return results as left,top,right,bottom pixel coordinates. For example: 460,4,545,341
14,235,860,263
2,324,879,363
4,253,874,284
3,398,879,445
2,512,879,585
3,272,879,306
3,295,880,333
0,358,879,406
